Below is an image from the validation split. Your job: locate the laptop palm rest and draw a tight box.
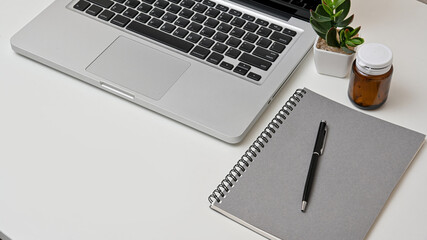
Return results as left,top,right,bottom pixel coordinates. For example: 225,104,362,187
87,36,191,100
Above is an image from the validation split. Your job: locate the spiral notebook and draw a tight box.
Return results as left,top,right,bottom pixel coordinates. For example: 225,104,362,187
208,88,425,240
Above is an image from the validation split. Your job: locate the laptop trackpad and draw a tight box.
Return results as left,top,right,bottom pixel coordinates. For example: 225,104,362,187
87,36,191,100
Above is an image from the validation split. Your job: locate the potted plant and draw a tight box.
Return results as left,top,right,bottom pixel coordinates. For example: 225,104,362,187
310,0,364,77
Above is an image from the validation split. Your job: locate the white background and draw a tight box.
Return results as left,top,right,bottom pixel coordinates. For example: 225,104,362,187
1,0,427,239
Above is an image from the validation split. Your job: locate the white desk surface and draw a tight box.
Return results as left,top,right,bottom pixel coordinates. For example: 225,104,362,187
1,0,426,239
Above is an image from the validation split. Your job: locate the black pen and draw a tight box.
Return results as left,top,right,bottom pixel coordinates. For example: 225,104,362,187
301,120,328,212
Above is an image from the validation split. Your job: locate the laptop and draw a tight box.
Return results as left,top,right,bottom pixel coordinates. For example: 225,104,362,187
0,231,12,240
11,0,317,143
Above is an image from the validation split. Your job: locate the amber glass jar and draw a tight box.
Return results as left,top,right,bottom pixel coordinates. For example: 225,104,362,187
348,43,393,110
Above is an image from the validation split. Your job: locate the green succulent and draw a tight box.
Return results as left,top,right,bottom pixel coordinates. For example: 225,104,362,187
310,0,364,54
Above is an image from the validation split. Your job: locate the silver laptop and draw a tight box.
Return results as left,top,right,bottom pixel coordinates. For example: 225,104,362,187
0,230,12,240
11,0,317,143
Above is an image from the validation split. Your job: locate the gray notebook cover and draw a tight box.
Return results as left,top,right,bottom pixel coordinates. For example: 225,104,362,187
209,88,425,240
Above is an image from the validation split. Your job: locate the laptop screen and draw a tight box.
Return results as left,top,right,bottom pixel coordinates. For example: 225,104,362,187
233,0,320,21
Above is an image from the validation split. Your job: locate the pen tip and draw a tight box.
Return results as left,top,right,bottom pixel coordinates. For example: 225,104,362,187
301,201,307,212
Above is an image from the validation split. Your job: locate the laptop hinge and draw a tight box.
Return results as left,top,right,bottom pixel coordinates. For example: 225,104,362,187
226,0,310,21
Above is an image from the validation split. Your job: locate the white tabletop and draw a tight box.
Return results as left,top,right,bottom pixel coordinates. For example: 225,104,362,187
1,0,426,239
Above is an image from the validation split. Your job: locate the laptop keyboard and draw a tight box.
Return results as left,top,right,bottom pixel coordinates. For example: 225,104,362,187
73,0,299,83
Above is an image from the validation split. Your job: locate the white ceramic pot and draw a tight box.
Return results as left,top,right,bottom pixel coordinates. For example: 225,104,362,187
313,36,355,78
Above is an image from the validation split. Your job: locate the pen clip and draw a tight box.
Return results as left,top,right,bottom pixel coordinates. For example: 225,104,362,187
320,124,328,155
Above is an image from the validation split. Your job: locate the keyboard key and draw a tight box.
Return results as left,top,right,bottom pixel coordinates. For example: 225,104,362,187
283,28,297,37
169,0,181,3
230,17,245,27
142,0,155,3
125,0,140,8
200,27,215,37
193,3,208,13
204,18,219,28
149,8,165,17
220,61,234,70
137,3,152,12
190,46,210,59
154,0,169,9
225,48,241,59
270,42,286,53
225,37,241,48
175,17,190,27
230,28,245,38
86,5,103,16
160,22,176,33
270,32,292,45
239,42,255,53
253,47,279,62
187,22,203,32
114,0,126,3
111,15,131,27
255,18,269,26
234,65,250,76
248,72,261,81
213,32,228,42
191,13,207,23
243,22,259,32
173,27,189,38
242,13,255,21
147,18,164,28
215,4,229,12
162,12,177,22
135,13,151,22
257,27,272,37
179,8,194,18
217,23,232,33
207,52,224,65
199,38,215,48
98,10,115,21
205,8,220,18
238,62,251,71
212,42,228,53
73,0,90,11
126,21,194,52
269,23,283,32
239,53,272,70
202,0,215,7
111,3,126,13
229,9,242,17
218,12,233,22
180,0,195,8
186,32,202,43
166,4,181,13
123,8,139,18
87,0,113,8
243,32,258,43
256,38,272,48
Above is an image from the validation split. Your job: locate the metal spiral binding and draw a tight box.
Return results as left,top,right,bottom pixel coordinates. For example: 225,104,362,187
208,89,307,204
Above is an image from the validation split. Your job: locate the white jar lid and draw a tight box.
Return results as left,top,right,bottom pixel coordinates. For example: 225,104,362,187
356,43,393,75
